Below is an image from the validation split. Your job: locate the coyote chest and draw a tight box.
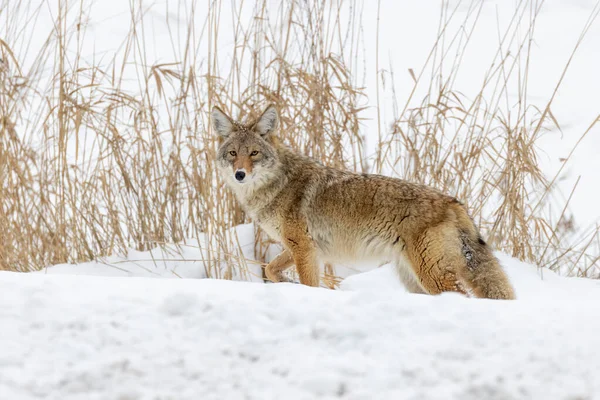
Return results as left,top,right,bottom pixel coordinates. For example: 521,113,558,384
254,210,283,242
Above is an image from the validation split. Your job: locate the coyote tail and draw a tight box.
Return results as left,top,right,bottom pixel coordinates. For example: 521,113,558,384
455,208,516,300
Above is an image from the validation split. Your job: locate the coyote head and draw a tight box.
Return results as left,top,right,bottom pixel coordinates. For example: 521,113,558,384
212,105,281,188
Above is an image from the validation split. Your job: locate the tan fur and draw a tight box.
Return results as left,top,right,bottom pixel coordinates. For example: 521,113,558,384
264,249,294,283
233,156,253,174
213,104,516,299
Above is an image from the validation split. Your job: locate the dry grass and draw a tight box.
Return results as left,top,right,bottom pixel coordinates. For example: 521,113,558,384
0,0,598,279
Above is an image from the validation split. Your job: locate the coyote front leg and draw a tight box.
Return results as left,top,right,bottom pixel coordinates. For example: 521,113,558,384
265,249,294,283
282,220,319,287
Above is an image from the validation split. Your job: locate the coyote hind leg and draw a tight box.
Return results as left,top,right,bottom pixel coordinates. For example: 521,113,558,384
405,223,468,296
395,255,426,294
265,249,294,283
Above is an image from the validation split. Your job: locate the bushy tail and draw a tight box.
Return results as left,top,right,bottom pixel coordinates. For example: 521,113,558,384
460,232,516,299
454,206,516,300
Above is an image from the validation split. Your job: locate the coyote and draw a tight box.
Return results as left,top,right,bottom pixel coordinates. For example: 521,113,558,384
212,104,515,299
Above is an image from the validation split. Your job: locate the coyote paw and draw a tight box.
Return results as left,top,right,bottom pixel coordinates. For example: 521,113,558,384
266,269,298,284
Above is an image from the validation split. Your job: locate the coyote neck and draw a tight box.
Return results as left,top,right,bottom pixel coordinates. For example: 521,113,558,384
231,172,286,212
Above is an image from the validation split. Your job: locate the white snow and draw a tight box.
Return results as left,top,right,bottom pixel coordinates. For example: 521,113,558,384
2,251,600,400
35,224,264,282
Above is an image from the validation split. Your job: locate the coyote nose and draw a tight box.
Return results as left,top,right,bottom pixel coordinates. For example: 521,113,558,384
235,170,246,182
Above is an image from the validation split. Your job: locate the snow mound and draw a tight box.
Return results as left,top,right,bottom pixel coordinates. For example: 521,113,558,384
341,252,600,301
36,224,264,282
2,253,599,400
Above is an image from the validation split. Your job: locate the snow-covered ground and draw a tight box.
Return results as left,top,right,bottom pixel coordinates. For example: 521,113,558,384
2,252,599,400
33,224,265,282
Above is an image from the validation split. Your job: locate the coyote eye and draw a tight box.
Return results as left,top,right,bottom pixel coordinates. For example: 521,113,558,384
229,151,237,157
250,150,259,156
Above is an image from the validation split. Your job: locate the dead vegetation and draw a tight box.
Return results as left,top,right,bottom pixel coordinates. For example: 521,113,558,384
0,0,598,279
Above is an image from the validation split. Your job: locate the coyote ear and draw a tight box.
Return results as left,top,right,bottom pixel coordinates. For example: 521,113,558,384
212,106,234,137
253,105,279,137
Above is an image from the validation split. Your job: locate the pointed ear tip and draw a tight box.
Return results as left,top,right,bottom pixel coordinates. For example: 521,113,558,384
265,104,278,116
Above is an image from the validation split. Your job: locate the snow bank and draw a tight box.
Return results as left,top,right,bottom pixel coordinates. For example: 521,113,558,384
2,254,599,399
36,224,264,283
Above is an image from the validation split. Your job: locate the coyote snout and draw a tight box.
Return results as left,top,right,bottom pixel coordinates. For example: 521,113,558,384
212,103,516,300
234,169,246,182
